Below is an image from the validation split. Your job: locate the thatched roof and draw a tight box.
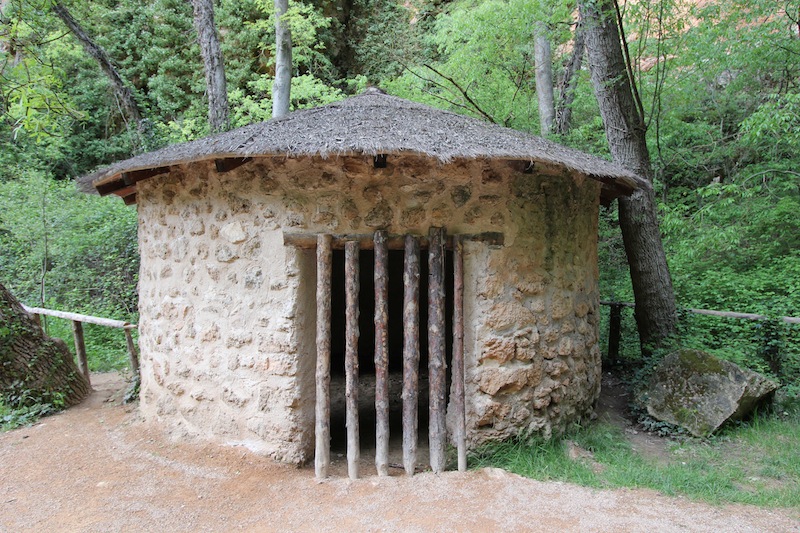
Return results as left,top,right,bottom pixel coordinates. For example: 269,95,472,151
79,88,643,204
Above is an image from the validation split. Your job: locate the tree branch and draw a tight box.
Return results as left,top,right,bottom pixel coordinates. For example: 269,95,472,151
422,63,496,123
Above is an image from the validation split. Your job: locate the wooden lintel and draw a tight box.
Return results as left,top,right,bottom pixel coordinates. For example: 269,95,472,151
113,185,137,198
95,178,126,196
122,193,138,206
123,166,170,184
284,232,504,250
95,166,170,197
215,157,253,174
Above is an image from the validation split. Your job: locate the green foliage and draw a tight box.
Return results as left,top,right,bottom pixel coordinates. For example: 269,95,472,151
472,413,800,507
0,171,138,371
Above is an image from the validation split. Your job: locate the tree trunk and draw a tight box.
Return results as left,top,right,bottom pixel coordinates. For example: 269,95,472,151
578,0,678,352
0,281,90,408
272,0,292,118
52,3,146,139
554,23,585,135
190,0,230,133
534,23,555,135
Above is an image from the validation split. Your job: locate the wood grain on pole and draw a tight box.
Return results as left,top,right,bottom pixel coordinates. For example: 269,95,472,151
428,226,447,474
72,320,91,387
344,240,360,480
402,235,420,476
453,236,467,472
608,303,622,363
315,234,332,479
124,329,140,376
374,230,390,476
22,305,134,329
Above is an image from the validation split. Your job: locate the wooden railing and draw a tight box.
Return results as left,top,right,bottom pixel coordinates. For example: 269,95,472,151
23,305,139,388
600,300,800,361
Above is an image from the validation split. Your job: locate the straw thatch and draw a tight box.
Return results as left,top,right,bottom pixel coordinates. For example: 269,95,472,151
78,88,642,200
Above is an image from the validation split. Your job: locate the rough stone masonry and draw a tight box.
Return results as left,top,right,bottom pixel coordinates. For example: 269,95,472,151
136,154,602,464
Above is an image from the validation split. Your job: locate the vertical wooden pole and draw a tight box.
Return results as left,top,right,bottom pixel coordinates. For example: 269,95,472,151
428,226,447,473
452,236,467,472
608,303,622,365
315,234,332,479
402,235,420,476
124,328,140,376
344,240,360,480
72,320,91,387
374,230,390,476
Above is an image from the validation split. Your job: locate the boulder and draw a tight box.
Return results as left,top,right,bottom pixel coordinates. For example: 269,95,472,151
644,349,778,437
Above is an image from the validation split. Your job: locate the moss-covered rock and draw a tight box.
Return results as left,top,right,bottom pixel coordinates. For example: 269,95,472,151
644,349,778,437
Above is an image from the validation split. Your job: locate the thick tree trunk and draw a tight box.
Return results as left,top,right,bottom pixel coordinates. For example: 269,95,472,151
534,24,555,135
0,282,90,408
52,3,146,137
578,0,678,352
554,23,585,135
190,0,230,133
272,0,292,118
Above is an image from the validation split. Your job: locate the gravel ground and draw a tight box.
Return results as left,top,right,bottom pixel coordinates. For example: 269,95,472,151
1,373,798,532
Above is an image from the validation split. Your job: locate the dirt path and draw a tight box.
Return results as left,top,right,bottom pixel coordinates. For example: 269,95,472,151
1,374,798,533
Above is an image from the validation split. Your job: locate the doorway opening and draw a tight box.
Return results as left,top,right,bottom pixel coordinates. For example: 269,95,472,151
328,247,454,470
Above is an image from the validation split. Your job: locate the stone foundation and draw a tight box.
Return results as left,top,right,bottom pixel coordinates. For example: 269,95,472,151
136,155,602,463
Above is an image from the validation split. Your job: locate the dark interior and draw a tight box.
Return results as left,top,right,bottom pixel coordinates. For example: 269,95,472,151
328,247,453,454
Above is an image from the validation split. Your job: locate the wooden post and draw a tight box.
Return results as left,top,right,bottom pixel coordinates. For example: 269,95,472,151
608,303,622,364
402,235,420,476
374,230,390,476
72,320,91,387
428,226,447,474
452,236,467,472
124,329,140,376
345,240,360,480
315,234,333,479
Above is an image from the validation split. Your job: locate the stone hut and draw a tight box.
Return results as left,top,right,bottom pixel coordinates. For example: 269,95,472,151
81,89,640,476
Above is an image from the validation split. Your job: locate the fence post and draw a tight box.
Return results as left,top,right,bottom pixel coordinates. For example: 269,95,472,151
608,303,622,364
72,320,91,386
124,329,140,376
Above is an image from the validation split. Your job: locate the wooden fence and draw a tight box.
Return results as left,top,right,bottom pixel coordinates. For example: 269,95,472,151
601,300,800,361
23,305,139,388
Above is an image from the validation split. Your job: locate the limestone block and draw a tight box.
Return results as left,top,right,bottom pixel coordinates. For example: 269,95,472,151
215,245,238,263
479,337,516,364
451,185,472,207
476,400,512,427
220,221,247,243
486,301,535,331
645,349,779,437
478,366,533,395
365,200,393,228
400,206,425,228
550,293,574,320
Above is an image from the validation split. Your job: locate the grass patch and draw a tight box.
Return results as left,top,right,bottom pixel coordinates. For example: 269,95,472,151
471,411,800,509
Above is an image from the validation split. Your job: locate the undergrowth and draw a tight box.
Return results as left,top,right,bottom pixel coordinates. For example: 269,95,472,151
470,410,800,509
0,388,65,431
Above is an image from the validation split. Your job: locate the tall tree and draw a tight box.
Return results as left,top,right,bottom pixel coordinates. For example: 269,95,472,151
554,22,585,135
272,0,292,118
1,280,90,409
578,0,678,352
533,22,554,135
190,0,230,133
51,2,146,139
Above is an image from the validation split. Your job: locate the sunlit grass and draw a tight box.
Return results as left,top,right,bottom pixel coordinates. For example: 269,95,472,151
471,410,800,509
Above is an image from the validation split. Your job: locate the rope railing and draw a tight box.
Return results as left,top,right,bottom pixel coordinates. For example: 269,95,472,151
22,305,139,388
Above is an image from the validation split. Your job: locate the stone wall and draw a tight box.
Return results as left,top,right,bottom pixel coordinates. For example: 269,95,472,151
136,155,602,463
